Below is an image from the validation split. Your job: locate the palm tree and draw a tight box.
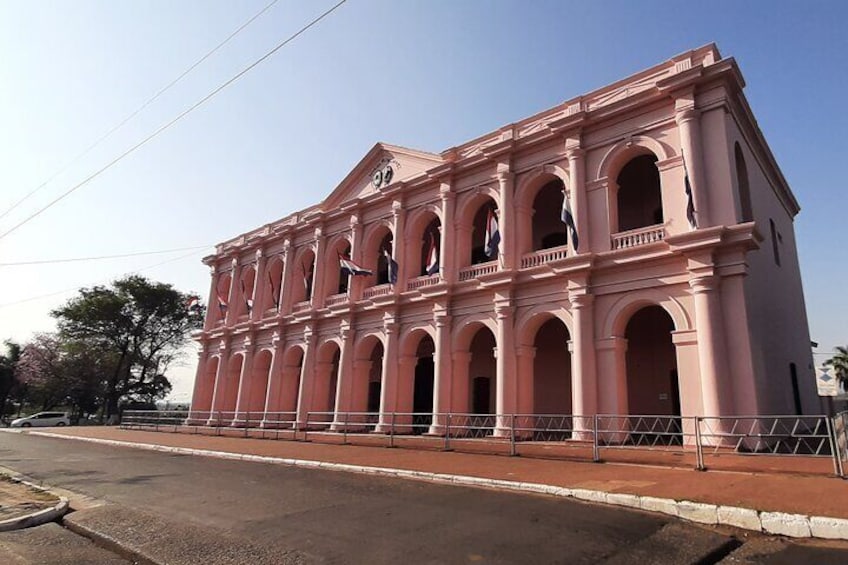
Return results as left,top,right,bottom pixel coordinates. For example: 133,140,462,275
824,346,848,391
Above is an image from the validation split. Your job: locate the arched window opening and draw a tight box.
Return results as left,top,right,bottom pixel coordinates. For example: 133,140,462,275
469,328,496,432
532,318,572,422
293,251,315,304
376,232,394,285
617,155,662,232
214,273,231,323
264,258,283,313
412,336,435,434
238,266,256,318
533,179,568,251
471,201,498,265
336,242,352,295
420,218,441,276
735,143,753,223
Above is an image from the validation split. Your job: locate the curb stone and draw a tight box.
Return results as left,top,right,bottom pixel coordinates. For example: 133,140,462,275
0,475,69,532
24,430,848,541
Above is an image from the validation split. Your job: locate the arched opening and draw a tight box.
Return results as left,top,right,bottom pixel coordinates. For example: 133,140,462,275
263,257,284,313
292,250,315,305
532,318,572,415
412,335,435,434
374,230,394,286
245,349,272,425
314,342,341,425
419,217,441,276
367,342,384,415
237,265,256,318
624,306,680,443
532,179,568,251
471,200,499,265
214,273,231,323
219,354,244,420
330,240,352,296
265,345,303,427
617,155,663,232
735,142,753,223
194,356,218,413
468,327,497,433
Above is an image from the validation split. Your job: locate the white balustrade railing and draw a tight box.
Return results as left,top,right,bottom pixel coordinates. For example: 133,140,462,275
406,275,440,291
292,300,311,313
520,244,569,268
363,284,393,299
458,261,498,281
611,224,666,250
325,293,348,307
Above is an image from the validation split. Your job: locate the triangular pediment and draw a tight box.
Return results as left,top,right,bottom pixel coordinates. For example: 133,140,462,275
320,143,443,210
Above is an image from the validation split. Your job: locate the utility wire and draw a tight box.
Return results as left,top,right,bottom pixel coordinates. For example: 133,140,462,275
0,248,207,309
0,244,212,267
0,0,347,241
0,0,280,224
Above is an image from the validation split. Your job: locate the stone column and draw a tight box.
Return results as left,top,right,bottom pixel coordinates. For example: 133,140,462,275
278,241,292,315
570,291,598,438
494,297,517,437
595,336,628,443
675,99,709,227
348,214,363,301
391,201,406,293
331,324,355,430
515,346,536,439
440,184,457,283
689,274,731,417
232,347,255,426
187,350,210,424
394,355,418,433
261,336,284,427
295,330,318,429
204,265,219,330
497,166,516,270
251,249,267,320
429,312,452,434
567,145,588,253
375,318,399,433
311,227,326,308
224,257,239,325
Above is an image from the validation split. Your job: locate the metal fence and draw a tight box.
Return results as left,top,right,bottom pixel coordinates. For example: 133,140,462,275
120,410,847,478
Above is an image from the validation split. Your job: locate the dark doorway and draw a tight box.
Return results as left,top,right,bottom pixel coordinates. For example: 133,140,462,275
472,377,491,414
413,356,434,434
790,363,802,415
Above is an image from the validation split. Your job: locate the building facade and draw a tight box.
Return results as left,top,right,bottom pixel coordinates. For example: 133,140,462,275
189,44,817,434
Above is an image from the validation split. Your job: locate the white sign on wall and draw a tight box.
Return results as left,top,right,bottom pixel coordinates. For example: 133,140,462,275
816,366,839,397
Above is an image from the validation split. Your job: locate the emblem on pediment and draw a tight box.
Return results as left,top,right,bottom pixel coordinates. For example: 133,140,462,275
371,156,401,189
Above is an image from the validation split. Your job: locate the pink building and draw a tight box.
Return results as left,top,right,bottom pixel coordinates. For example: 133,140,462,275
190,44,817,435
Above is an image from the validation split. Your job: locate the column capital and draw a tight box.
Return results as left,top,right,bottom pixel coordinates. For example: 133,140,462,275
230,256,238,269
566,147,585,160
392,199,404,212
254,248,264,260
570,291,594,309
494,303,513,320
675,106,701,124
689,274,719,294
439,181,454,198
434,313,452,328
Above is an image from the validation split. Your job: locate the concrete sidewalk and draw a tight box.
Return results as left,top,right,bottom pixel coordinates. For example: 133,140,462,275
21,426,848,540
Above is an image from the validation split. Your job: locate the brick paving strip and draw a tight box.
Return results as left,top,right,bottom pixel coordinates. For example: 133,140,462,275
18,427,848,540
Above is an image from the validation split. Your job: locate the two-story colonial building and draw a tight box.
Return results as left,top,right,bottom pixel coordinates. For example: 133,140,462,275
189,44,817,435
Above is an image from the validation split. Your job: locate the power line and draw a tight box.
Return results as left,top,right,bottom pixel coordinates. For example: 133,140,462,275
0,0,280,224
0,244,212,267
0,0,347,241
0,248,208,309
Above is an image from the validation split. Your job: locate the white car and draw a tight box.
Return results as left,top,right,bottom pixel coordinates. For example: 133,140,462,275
10,412,70,428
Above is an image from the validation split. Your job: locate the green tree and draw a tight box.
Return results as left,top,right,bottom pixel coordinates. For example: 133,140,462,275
52,275,204,419
0,340,22,421
824,345,848,390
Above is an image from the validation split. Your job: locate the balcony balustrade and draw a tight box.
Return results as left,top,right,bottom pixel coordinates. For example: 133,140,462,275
520,244,568,268
325,293,349,307
611,224,666,250
363,283,393,299
458,261,498,282
292,300,311,313
406,274,440,291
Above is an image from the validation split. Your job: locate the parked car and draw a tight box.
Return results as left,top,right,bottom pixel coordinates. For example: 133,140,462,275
10,412,71,428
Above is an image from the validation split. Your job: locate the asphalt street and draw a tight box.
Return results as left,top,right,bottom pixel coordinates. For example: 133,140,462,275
1,431,848,564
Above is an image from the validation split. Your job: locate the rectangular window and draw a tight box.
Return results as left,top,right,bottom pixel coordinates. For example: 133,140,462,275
769,219,781,266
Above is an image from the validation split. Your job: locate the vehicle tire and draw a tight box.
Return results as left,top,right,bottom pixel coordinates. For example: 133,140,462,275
21,422,31,428
56,422,66,426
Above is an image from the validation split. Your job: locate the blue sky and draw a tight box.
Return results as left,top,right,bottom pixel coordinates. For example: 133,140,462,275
1,0,845,399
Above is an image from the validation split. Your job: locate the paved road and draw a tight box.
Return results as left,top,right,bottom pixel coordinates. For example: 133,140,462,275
1,432,847,564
